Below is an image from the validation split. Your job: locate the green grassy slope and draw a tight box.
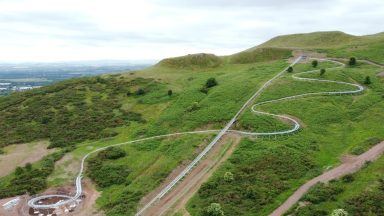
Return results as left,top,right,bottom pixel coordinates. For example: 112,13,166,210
187,61,384,216
157,53,223,69
0,49,295,214
253,31,384,64
0,30,383,215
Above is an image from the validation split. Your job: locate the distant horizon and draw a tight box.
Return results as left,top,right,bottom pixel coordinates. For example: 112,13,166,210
1,0,383,62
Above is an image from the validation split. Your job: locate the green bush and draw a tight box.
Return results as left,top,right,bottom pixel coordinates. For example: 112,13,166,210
98,147,126,160
302,182,343,204
348,57,356,66
205,78,218,88
203,203,224,216
344,190,384,215
135,88,146,95
341,174,354,183
312,60,318,68
364,76,371,84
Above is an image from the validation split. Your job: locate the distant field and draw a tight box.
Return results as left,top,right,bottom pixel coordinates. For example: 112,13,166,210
0,78,51,82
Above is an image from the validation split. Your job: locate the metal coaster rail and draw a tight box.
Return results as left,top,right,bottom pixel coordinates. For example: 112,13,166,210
27,57,365,215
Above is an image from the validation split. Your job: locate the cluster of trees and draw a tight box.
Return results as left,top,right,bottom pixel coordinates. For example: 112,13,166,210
0,150,67,198
0,76,148,148
87,147,130,188
200,78,218,94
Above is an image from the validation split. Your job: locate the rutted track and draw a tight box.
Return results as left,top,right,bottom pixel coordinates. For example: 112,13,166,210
27,57,365,215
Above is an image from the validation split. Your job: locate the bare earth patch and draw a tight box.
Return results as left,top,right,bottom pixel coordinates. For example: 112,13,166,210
0,140,55,177
377,71,384,77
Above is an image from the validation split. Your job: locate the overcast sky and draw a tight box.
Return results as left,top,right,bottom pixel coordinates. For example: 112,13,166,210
0,0,383,62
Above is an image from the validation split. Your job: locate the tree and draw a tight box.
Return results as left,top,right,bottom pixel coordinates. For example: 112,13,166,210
320,68,326,76
331,209,348,216
167,89,173,96
25,163,32,171
205,78,218,88
223,171,234,182
204,203,224,216
312,60,318,68
287,66,293,73
364,76,371,84
349,57,356,66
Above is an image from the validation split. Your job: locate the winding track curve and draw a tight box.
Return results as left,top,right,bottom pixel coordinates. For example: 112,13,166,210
27,57,365,215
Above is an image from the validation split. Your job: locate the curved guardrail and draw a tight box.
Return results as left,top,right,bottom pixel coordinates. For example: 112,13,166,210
27,57,365,214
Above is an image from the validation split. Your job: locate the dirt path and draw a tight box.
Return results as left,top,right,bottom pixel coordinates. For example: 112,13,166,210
270,141,384,216
140,133,242,216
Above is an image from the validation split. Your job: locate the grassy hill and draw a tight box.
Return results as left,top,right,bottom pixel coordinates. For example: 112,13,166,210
0,31,383,216
157,53,223,68
251,31,384,64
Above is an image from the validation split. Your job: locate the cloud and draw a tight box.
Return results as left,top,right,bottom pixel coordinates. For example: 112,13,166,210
0,0,383,62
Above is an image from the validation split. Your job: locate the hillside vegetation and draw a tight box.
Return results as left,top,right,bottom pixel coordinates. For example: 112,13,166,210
0,31,383,216
188,60,384,215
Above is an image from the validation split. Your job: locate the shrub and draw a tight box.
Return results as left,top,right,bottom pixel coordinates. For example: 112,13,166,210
15,167,24,176
348,57,356,66
87,161,131,188
379,178,384,191
320,68,326,76
344,191,384,215
204,203,224,216
135,88,146,95
341,174,354,183
312,60,318,68
331,209,349,216
200,87,209,94
98,147,126,160
364,76,371,84
187,102,200,112
302,182,343,204
205,78,218,88
25,163,32,171
168,89,173,96
223,171,234,182
286,66,293,73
